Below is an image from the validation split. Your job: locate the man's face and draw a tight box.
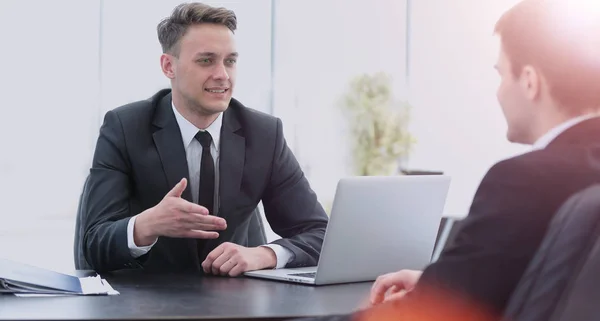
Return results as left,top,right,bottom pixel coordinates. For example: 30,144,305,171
495,45,538,144
167,24,237,115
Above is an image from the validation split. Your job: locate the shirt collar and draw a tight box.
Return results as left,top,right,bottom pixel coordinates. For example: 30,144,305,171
532,113,600,150
171,101,223,151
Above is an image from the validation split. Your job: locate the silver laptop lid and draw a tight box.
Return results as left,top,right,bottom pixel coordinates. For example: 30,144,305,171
314,175,451,285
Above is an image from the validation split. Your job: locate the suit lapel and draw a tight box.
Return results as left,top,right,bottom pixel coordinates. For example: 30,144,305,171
217,104,245,217
151,92,199,267
151,93,194,202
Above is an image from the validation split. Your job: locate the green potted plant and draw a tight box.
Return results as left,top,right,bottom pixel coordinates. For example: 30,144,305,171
342,72,415,176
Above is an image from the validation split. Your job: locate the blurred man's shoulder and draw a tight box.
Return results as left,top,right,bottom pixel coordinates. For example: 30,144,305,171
484,145,600,186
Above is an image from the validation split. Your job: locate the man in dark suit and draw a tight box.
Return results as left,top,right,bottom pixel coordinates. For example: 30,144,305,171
302,0,600,320
83,2,328,275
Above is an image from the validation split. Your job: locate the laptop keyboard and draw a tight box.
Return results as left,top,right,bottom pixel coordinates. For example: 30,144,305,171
289,272,316,279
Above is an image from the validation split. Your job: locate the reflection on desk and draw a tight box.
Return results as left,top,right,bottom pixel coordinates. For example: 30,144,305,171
0,269,372,321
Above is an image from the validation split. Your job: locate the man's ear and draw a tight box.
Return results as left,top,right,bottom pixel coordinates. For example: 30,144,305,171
520,65,541,101
160,54,176,79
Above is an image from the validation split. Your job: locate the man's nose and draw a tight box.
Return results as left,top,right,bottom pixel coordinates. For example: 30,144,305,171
212,63,229,80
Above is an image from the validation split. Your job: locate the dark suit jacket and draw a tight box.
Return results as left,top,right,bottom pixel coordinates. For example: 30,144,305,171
83,89,328,273
301,117,600,321
418,117,600,317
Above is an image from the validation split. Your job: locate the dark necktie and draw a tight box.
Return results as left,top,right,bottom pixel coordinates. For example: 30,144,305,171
194,131,215,215
194,131,215,261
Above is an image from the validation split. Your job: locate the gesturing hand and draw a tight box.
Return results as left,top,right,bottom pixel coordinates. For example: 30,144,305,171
134,178,227,246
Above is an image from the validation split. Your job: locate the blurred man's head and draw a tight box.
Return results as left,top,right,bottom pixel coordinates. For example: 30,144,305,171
157,3,238,117
494,0,600,144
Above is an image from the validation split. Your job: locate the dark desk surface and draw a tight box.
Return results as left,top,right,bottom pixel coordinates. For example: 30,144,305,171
0,270,372,321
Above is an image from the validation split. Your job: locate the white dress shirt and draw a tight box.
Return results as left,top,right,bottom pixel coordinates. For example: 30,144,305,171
126,103,293,268
531,113,600,150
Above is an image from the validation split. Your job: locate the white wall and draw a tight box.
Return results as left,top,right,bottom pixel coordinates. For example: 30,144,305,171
273,0,408,209
0,0,100,220
407,0,528,217
0,0,101,272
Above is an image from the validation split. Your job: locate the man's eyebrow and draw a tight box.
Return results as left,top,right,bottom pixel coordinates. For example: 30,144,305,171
194,52,238,58
195,52,217,58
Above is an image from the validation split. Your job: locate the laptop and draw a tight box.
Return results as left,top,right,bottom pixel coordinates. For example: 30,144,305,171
244,175,451,285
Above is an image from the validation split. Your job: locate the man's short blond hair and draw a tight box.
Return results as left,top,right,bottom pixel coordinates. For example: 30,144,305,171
157,2,237,57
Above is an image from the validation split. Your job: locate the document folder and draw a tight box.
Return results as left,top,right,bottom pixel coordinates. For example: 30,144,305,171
0,258,118,296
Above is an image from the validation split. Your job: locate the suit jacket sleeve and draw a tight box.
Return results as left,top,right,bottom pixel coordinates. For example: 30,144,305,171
262,118,329,268
415,157,556,316
83,110,139,272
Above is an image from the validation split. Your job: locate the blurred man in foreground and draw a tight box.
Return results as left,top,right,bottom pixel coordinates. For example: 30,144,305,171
304,0,600,320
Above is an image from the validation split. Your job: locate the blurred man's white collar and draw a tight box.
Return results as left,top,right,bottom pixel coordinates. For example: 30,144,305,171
532,113,600,150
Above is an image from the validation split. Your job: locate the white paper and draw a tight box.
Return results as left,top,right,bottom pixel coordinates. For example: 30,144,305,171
14,293,70,297
79,275,119,295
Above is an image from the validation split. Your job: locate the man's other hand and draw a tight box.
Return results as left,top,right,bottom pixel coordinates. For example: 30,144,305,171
202,243,277,277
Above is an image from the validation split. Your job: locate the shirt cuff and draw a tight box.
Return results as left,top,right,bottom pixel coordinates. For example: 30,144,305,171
127,215,157,258
261,244,293,269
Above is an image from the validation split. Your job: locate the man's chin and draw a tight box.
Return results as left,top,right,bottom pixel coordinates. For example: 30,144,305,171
506,131,528,145
205,103,229,114
198,98,230,113
506,132,518,144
